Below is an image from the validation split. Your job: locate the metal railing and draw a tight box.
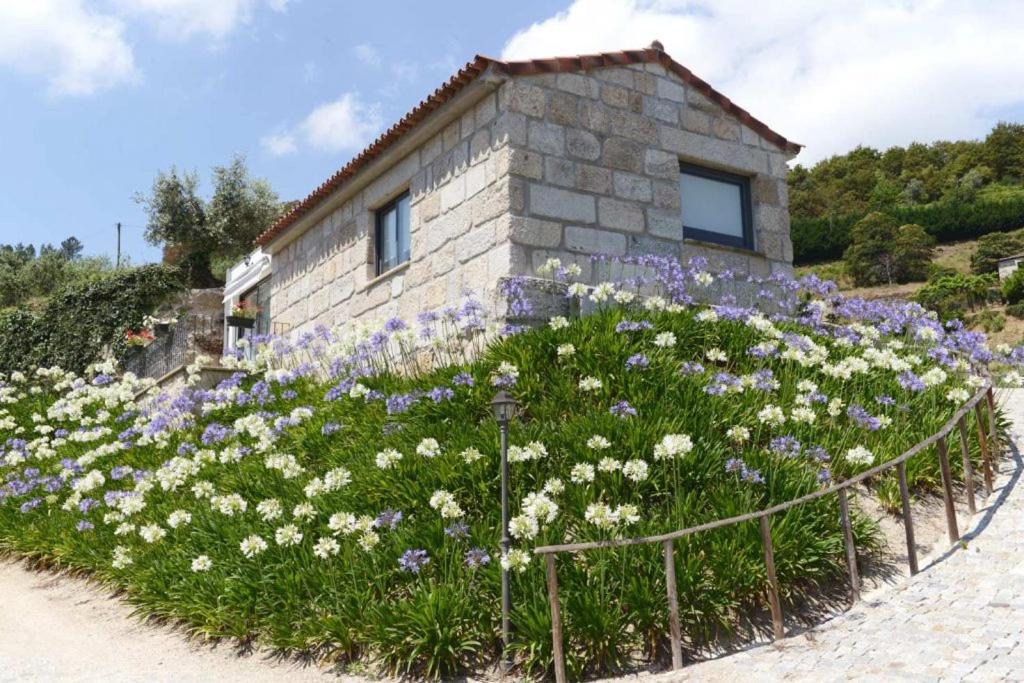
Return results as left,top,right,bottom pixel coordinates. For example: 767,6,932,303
535,385,1002,682
121,313,223,381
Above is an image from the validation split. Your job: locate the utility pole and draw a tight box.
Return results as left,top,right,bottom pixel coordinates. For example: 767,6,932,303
116,222,121,268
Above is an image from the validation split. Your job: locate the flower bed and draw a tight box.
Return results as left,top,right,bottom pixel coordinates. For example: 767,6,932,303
0,259,1021,679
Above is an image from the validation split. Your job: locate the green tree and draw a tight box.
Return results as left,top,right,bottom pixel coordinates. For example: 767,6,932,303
137,155,282,287
1003,267,1024,305
970,231,1024,274
844,212,900,286
891,223,935,282
985,122,1024,181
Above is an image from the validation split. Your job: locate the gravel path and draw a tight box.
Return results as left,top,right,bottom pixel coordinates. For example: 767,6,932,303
1,391,1021,682
0,563,342,682
607,388,1024,682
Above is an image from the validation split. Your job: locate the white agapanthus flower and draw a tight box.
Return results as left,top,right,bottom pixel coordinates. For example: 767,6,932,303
500,549,532,573
827,398,845,418
726,425,750,444
192,481,215,499
586,435,611,450
313,537,340,559
585,502,617,529
598,457,621,473
167,510,192,529
139,524,167,543
508,441,547,463
240,535,268,558
705,348,728,363
757,405,786,427
654,433,693,460
257,498,283,522
570,463,596,484
790,407,817,424
292,502,316,520
275,524,303,547
622,459,649,482
357,531,380,551
543,478,565,495
416,438,441,458
845,446,874,466
375,448,403,469
589,282,616,303
578,376,603,392
653,332,677,348
112,546,133,569
429,490,464,519
921,367,948,387
556,343,576,357
946,387,970,404
549,316,570,331
461,447,484,464
191,555,213,572
695,308,718,323
509,514,539,540
694,271,714,286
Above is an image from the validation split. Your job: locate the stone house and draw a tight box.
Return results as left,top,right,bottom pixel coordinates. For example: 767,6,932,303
239,42,801,337
998,253,1024,281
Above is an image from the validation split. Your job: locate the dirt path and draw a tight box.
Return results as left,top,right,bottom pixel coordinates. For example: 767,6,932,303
0,561,343,682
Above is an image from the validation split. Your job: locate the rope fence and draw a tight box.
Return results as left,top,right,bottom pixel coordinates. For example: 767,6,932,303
535,385,1002,683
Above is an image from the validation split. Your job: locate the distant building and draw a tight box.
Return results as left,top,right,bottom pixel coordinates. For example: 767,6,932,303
998,253,1024,281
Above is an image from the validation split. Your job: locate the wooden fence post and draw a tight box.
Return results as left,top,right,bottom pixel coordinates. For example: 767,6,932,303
986,387,1000,464
663,540,683,670
975,403,995,495
759,515,784,640
545,554,567,683
897,462,919,575
836,487,860,602
936,436,959,543
957,416,977,514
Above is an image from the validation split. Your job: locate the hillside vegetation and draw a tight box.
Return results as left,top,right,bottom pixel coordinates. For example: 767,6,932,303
1,259,1019,679
790,122,1024,264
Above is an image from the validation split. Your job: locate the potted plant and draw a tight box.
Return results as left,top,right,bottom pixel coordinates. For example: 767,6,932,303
227,301,258,329
124,328,155,349
143,314,178,334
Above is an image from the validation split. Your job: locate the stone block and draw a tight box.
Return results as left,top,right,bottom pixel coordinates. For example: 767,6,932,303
644,148,679,179
643,96,679,124
613,172,652,202
610,109,658,143
660,127,768,175
579,100,610,134
456,222,496,263
656,76,686,103
529,185,596,223
576,164,613,194
465,162,488,199
469,128,491,161
740,124,761,147
527,120,565,155
544,157,576,188
472,183,510,226
712,117,741,142
474,93,497,127
493,111,527,147
442,119,461,151
653,179,681,210
687,87,718,112
756,204,789,234
565,225,627,256
681,108,712,135
566,129,601,161
507,149,542,180
594,67,634,88
556,72,600,98
506,81,547,118
509,216,563,248
752,174,780,205
440,175,466,213
629,234,681,258
548,91,578,126
647,207,683,240
601,136,644,173
598,197,645,233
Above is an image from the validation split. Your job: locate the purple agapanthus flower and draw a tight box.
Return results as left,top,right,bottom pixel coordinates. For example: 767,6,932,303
464,548,491,568
428,387,455,403
398,549,430,574
769,436,801,458
321,422,342,436
374,509,403,530
679,361,705,376
625,353,649,371
615,320,653,333
609,400,637,418
201,422,231,446
847,404,881,431
898,371,926,392
875,395,896,406
76,520,94,532
452,372,474,387
444,521,470,539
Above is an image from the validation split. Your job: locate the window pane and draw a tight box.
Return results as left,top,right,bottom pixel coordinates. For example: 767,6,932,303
680,173,744,238
396,193,410,264
383,206,398,269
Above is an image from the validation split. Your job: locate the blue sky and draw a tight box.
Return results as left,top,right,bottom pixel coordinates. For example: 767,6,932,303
1,0,1023,265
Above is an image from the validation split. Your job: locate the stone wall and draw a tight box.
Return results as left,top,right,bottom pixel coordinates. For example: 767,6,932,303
268,89,519,335
499,62,795,307
266,62,796,334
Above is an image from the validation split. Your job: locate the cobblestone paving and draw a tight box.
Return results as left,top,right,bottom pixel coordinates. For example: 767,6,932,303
630,389,1024,683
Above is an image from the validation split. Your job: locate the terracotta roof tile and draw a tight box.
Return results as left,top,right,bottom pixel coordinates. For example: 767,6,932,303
256,45,801,247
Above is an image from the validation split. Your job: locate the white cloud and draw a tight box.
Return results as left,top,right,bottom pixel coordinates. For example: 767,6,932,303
263,93,383,155
260,132,298,156
111,0,257,41
503,0,1024,164
266,0,293,12
354,43,382,67
0,0,138,96
299,93,383,152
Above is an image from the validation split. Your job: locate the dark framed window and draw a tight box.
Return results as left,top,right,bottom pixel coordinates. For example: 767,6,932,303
375,191,411,275
240,277,272,337
679,162,753,250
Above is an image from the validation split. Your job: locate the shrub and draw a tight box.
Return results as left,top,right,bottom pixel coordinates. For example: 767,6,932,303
914,272,998,320
0,264,183,374
843,213,933,286
971,231,1024,274
1005,302,1024,319
969,309,1005,333
1003,268,1024,305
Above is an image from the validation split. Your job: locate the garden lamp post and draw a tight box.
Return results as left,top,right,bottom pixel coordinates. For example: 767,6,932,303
490,390,518,676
